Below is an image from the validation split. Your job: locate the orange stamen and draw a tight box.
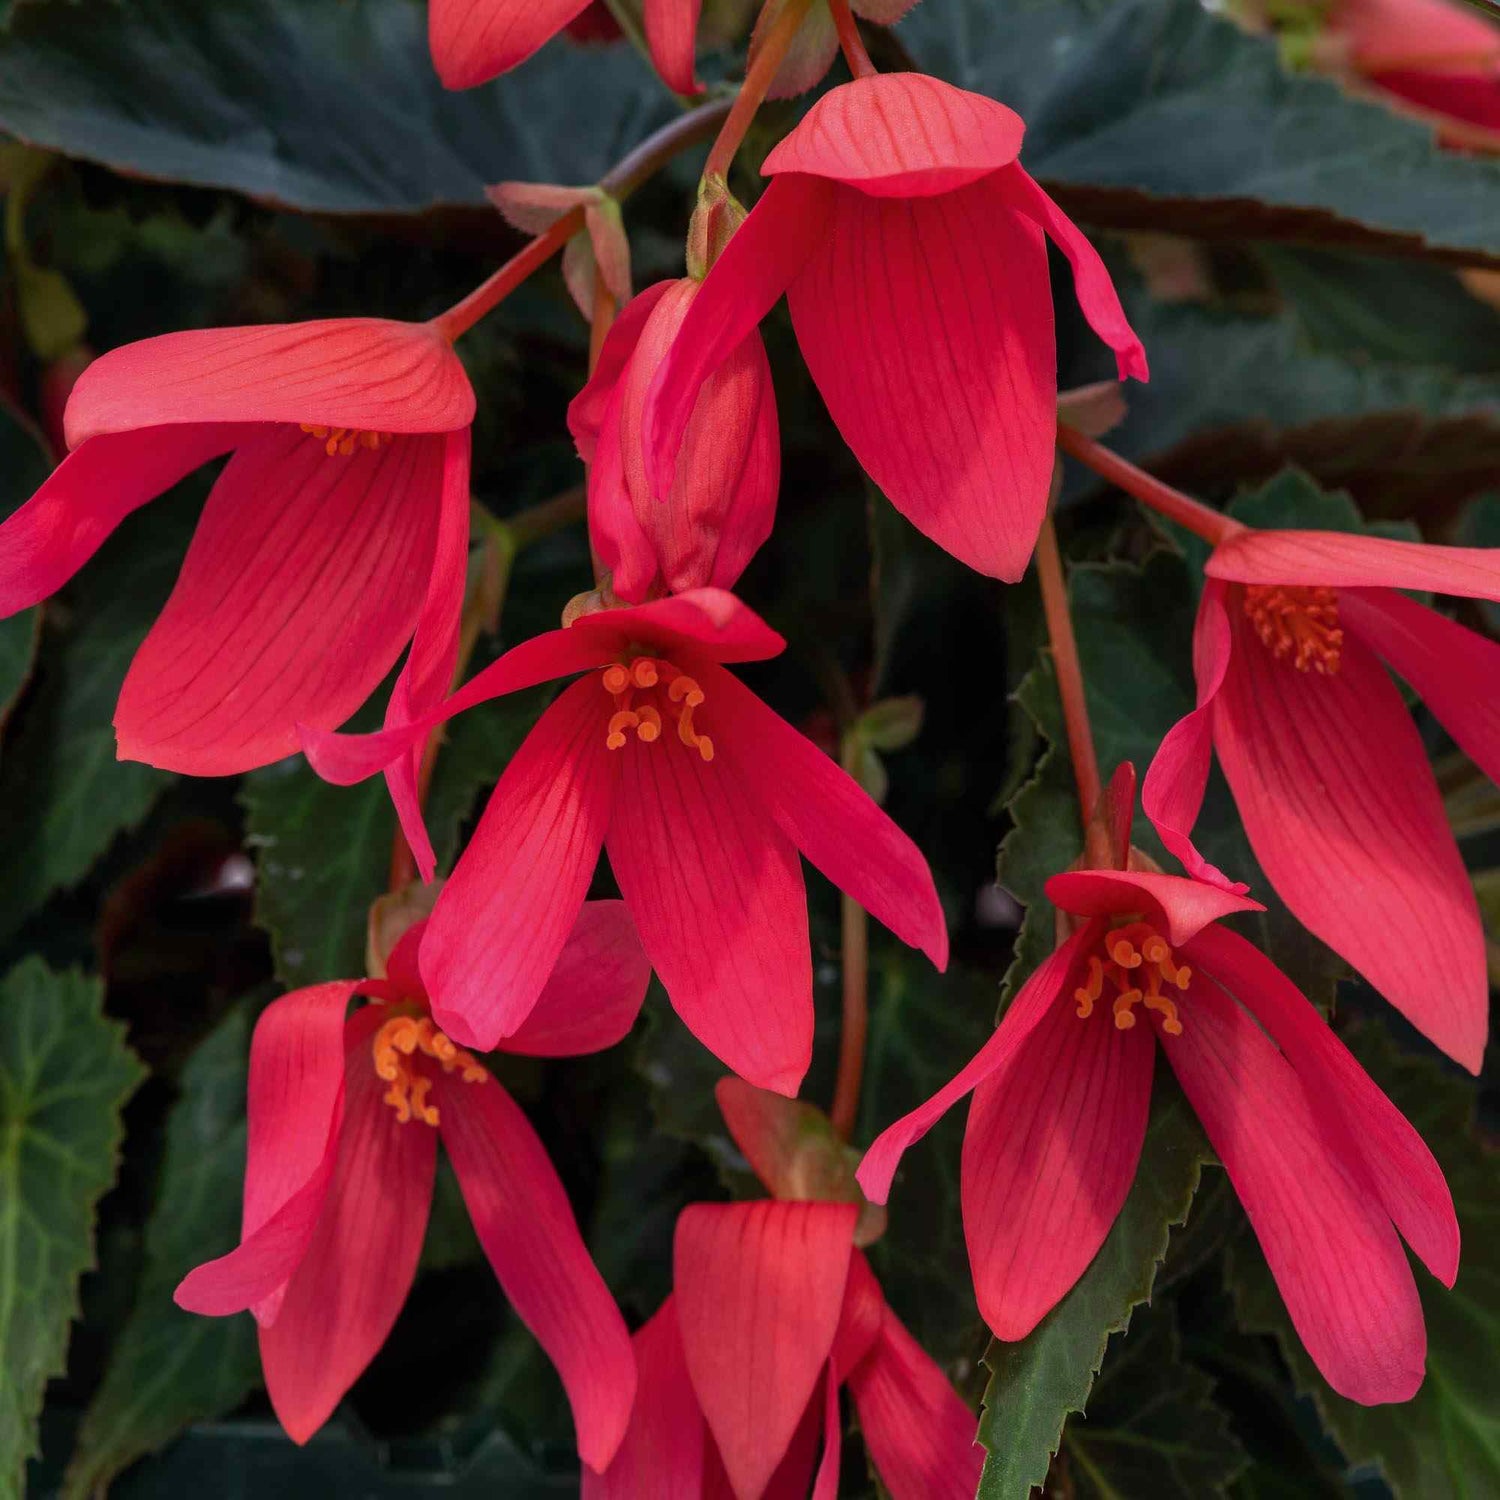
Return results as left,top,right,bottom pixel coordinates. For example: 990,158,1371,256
371,1013,487,1126
1243,585,1343,675
599,657,715,760
300,423,391,458
1074,921,1188,1037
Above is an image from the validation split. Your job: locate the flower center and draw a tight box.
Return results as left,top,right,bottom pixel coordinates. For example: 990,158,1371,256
1073,922,1188,1035
600,656,714,762
1242,585,1343,674
299,424,391,457
371,1012,487,1126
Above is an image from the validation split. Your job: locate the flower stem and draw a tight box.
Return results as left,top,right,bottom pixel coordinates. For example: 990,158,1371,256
828,0,877,78
432,98,732,342
1055,422,1240,547
831,727,870,1142
703,0,815,180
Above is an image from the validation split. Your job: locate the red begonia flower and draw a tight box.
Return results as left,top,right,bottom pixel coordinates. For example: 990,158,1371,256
174,906,647,1463
585,1080,983,1498
644,71,1147,582
1142,526,1500,1073
569,279,778,601
302,588,948,1096
858,769,1459,1407
0,318,474,781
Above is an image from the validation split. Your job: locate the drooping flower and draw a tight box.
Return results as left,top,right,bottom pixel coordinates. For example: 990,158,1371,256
301,587,948,1096
569,278,779,601
1142,524,1500,1073
586,1079,984,1498
175,905,648,1461
0,318,474,780
644,71,1147,583
859,766,1460,1406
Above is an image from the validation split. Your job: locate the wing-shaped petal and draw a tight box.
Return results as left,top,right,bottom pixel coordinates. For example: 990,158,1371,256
1044,868,1263,947
429,0,593,87
645,0,703,93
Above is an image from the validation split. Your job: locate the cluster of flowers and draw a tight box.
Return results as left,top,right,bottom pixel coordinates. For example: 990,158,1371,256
2,1,1494,1492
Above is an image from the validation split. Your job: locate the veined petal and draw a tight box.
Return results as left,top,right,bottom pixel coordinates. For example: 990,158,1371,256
423,678,617,1050
763,74,1024,195
707,666,947,968
1044,868,1263,947
568,281,672,465
830,1249,884,1377
857,925,1094,1204
964,987,1154,1340
499,900,650,1058
645,0,702,93
1162,973,1426,1405
587,374,660,603
674,1200,857,1500
66,319,472,446
1214,606,1487,1072
607,728,813,1096
174,982,357,1319
116,426,443,776
0,425,239,616
573,586,786,664
786,181,1055,580
429,0,592,87
1206,528,1500,600
439,1073,635,1471
809,1364,841,1500
259,1011,437,1443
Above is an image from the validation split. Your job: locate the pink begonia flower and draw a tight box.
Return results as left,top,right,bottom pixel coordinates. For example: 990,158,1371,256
587,1079,984,1498
301,587,948,1097
1142,525,1500,1073
645,71,1147,583
175,907,648,1463
859,767,1460,1407
0,318,474,784
569,278,779,601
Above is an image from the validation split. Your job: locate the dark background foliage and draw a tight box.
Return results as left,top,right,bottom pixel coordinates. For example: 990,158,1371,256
0,0,1494,1496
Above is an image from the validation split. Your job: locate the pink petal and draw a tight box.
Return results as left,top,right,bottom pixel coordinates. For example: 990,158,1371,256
568,282,672,465
809,1364,842,1500
606,727,813,1096
674,1200,857,1500
1339,0,1500,69
574,586,786,664
714,1077,839,1202
581,1299,706,1499
847,1306,984,1500
992,165,1149,381
857,924,1093,1204
964,984,1155,1339
1341,588,1500,790
1187,923,1458,1286
1206,529,1500,600
66,319,472,446
763,74,1024,196
644,175,829,504
1213,604,1487,1073
1044,868,1263,947
830,1248,885,1376
707,665,948,968
785,180,1055,580
439,1072,636,1471
423,678,617,1050
1162,973,1426,1404
259,1013,437,1443
587,370,661,602
645,0,702,92
115,426,443,775
428,0,592,87
498,900,651,1058
174,982,357,1318
0,425,239,616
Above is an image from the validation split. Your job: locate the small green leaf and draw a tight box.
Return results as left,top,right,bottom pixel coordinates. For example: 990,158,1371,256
13,259,85,361
0,959,143,1495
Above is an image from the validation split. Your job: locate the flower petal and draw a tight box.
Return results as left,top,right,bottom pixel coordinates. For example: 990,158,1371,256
763,74,1024,196
428,0,592,87
576,586,786,664
66,319,472,445
115,426,443,775
645,0,702,93
846,1305,984,1500
674,1200,857,1500
423,678,617,1050
707,665,948,968
714,1077,843,1203
0,425,239,615
568,281,672,465
830,1248,885,1377
785,181,1055,580
259,1012,437,1443
1162,973,1426,1405
498,900,650,1058
1187,923,1458,1286
606,730,813,1096
1214,606,1487,1072
1044,868,1263,947
857,924,1093,1204
438,1072,636,1471
174,982,357,1319
809,1364,841,1500
964,987,1154,1340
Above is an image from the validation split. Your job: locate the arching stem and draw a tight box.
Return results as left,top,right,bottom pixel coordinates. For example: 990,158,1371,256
703,0,815,180
828,0,877,78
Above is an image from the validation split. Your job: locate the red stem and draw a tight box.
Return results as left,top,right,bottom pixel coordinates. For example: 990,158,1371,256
828,0,877,78
704,0,814,180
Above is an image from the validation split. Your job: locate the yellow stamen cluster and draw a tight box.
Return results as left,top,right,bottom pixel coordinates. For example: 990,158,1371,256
371,1013,487,1126
1074,922,1189,1036
300,424,391,457
1243,585,1343,675
601,656,713,761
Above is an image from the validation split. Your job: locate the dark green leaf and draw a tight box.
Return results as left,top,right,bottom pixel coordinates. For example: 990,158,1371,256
0,958,143,1495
